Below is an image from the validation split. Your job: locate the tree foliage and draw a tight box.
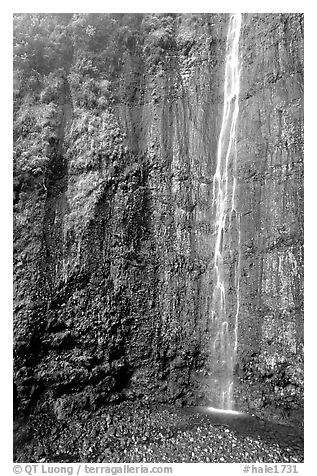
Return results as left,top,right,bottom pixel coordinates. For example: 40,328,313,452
13,13,202,200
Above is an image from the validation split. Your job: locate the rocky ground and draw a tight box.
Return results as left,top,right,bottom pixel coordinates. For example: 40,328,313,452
13,403,303,463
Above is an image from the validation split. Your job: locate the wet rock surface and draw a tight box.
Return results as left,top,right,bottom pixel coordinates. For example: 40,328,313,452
13,13,303,426
14,404,303,463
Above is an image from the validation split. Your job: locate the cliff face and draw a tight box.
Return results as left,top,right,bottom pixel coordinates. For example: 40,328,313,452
235,14,304,421
13,13,303,424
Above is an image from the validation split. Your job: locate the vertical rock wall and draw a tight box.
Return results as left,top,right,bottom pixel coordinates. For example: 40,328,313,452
13,13,303,424
235,13,304,422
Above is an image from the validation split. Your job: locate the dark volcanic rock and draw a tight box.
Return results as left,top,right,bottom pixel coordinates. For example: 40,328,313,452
235,13,303,422
13,13,303,426
13,404,304,463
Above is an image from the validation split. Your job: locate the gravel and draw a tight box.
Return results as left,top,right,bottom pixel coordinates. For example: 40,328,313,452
13,403,304,463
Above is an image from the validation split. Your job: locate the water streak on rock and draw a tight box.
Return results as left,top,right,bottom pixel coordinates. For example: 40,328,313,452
210,13,242,410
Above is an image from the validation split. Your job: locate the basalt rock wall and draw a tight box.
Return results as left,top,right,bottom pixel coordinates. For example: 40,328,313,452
234,13,304,422
13,13,303,424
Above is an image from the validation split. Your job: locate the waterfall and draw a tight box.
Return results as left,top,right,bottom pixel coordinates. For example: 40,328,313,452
210,13,242,410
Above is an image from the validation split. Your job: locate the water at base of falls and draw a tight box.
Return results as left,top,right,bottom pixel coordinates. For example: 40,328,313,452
206,406,244,416
209,13,242,411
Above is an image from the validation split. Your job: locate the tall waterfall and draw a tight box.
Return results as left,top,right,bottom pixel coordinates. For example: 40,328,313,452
210,13,242,410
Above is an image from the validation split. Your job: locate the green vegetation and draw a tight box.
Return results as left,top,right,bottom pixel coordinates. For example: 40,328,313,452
13,13,210,230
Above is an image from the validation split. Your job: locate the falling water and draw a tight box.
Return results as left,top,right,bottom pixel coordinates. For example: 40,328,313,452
209,13,242,410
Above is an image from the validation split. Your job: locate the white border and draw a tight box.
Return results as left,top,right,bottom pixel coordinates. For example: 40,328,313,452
3,3,314,474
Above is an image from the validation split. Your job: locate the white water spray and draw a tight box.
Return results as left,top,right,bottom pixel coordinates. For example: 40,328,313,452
206,406,243,416
209,13,242,411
